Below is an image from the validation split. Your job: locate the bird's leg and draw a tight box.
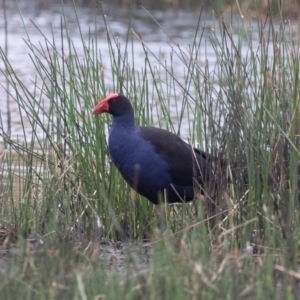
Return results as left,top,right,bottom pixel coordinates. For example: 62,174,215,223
195,193,205,202
154,204,167,231
154,204,161,215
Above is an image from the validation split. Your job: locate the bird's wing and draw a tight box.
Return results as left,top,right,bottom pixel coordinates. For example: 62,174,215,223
139,126,212,186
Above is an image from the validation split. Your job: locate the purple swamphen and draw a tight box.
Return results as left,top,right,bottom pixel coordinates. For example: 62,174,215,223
93,93,216,214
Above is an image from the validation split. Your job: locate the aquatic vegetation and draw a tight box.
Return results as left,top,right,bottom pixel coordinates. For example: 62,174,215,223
0,1,299,298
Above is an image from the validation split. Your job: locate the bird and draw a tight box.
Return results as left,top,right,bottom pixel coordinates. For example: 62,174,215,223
92,93,217,215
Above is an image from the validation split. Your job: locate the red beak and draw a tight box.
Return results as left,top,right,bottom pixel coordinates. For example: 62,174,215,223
92,100,109,115
92,93,119,115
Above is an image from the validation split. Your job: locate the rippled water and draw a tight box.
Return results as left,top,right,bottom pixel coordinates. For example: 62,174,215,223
0,4,213,144
0,3,279,147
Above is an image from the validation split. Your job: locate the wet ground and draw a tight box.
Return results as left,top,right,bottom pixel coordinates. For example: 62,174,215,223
0,228,151,275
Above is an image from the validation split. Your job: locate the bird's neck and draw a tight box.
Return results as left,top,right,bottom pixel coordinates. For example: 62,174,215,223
111,112,135,129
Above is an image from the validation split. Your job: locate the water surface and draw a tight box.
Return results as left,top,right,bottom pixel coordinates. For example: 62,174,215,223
0,3,227,145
